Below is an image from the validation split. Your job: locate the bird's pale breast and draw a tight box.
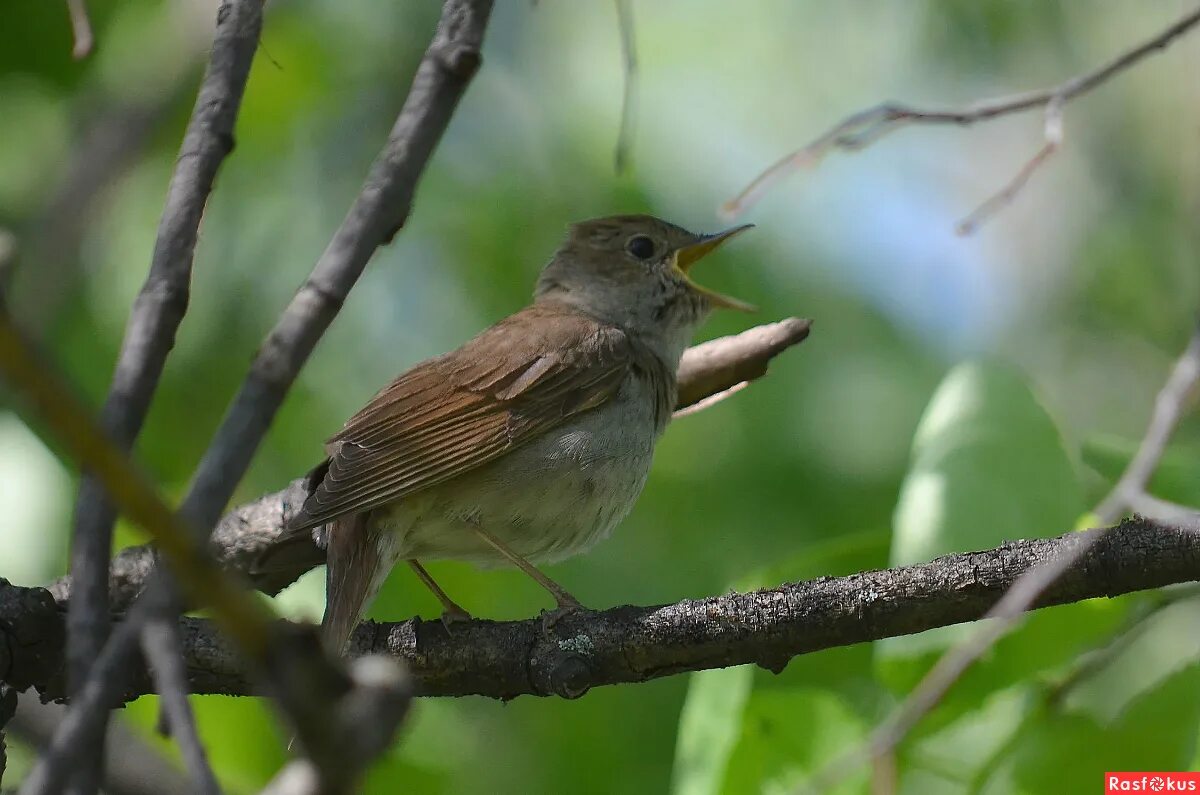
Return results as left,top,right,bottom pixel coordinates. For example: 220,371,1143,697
372,371,664,567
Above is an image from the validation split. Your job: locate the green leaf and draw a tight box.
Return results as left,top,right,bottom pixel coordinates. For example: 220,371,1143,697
720,688,869,795
881,360,1083,663
672,532,890,795
1063,596,1200,725
671,665,755,795
1009,665,1200,793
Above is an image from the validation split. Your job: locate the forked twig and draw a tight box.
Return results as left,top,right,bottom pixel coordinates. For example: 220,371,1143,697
1095,325,1200,524
723,6,1200,233
62,0,263,786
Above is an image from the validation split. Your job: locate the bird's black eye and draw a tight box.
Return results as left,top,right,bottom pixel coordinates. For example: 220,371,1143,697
626,234,656,260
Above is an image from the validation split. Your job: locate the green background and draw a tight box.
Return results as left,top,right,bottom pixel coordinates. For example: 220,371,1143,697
2,1,1199,792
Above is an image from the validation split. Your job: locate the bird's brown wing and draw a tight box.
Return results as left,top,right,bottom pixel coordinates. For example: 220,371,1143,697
285,305,633,532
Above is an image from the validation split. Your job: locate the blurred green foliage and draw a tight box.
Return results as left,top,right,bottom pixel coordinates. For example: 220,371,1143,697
2,1,1199,793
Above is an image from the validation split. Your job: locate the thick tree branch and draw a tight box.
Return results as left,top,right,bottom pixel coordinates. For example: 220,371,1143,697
47,318,812,611
6,518,1197,702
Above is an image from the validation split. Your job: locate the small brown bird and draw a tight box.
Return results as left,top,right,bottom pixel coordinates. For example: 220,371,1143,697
283,215,754,653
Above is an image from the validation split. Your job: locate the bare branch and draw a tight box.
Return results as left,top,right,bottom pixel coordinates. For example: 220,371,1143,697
1095,325,1200,523
722,6,1200,228
613,0,637,173
179,0,493,534
34,2,492,790
0,313,280,795
675,317,811,412
954,101,1062,235
65,0,94,59
140,619,220,795
10,696,188,795
48,317,813,611
5,518,1197,703
62,0,262,787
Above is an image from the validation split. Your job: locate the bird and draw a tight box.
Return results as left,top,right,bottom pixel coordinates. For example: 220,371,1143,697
278,214,754,654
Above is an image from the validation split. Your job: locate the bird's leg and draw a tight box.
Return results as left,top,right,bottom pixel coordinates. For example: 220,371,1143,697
468,524,584,627
407,559,472,627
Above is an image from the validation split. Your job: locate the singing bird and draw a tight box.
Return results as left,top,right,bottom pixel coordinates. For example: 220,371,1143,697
281,215,754,653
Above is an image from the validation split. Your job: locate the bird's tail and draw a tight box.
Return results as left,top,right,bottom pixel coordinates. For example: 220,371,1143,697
321,513,398,656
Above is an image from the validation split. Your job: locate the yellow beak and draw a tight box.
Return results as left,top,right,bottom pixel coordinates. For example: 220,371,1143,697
673,224,757,312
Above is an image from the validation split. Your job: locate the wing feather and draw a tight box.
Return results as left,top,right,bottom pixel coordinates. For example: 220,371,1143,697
287,304,633,531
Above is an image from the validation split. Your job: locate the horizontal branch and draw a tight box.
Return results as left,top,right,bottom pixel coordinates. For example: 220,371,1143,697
48,317,812,611
8,518,1198,702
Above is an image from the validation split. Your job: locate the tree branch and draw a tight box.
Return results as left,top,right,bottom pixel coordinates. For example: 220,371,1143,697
179,0,493,533
28,3,492,790
47,317,812,611
139,618,220,795
804,321,1200,792
64,0,94,60
722,5,1200,232
674,317,810,416
62,0,262,787
611,0,637,173
1095,324,1200,523
10,695,189,795
6,518,1197,703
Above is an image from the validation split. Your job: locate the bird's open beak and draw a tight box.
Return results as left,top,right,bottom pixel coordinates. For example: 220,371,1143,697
673,224,757,312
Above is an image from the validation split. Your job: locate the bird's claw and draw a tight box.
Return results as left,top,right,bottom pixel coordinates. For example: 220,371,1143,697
439,606,473,633
539,598,584,634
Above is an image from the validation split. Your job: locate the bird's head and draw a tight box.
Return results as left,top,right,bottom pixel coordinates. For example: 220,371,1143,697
536,214,754,361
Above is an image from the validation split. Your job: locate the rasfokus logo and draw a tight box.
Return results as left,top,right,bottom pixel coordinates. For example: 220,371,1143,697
1106,773,1200,793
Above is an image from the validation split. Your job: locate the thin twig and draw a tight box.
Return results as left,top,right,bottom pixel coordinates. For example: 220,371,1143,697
10,695,189,795
0,315,275,656
613,0,637,173
968,586,1200,793
140,618,221,795
62,1,262,788
1127,494,1200,530
1094,325,1200,523
4,517,1198,702
802,324,1200,793
179,0,493,539
722,5,1200,229
65,0,94,59
954,100,1063,235
673,380,750,418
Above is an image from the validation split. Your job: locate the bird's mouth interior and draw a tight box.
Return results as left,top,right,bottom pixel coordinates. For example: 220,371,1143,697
673,224,757,312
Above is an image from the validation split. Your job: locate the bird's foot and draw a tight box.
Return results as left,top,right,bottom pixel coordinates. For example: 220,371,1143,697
439,605,474,633
539,595,584,634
